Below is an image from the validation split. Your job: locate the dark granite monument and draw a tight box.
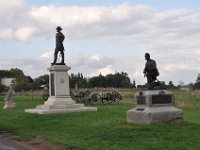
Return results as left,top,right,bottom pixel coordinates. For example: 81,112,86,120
143,53,159,84
52,26,65,65
143,53,166,90
127,53,183,124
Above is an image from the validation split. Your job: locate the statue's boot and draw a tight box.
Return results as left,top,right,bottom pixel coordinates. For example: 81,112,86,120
51,53,58,65
60,52,65,64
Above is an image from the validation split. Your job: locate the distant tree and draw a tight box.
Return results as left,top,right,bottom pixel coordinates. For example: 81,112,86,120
88,74,106,88
7,68,33,91
188,82,194,88
178,80,185,87
0,70,11,78
137,84,146,89
193,74,200,89
0,79,6,92
132,80,136,88
15,82,32,91
88,72,132,88
69,73,87,88
168,81,175,88
9,68,27,83
27,76,34,83
33,74,49,89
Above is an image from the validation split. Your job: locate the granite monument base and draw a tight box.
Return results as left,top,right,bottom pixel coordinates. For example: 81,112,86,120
127,90,183,124
25,65,97,114
127,106,183,124
3,101,16,109
25,96,97,114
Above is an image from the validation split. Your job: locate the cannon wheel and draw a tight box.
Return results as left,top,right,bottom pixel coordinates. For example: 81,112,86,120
113,92,123,103
84,93,101,105
91,93,102,104
83,98,91,105
101,93,112,104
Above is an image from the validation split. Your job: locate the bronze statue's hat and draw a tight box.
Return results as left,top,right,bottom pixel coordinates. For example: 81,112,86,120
56,26,62,30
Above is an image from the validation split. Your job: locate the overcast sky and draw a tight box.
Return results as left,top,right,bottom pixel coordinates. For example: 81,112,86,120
1,0,200,85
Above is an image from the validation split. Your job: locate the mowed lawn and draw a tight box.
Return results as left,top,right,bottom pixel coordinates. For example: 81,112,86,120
0,90,200,150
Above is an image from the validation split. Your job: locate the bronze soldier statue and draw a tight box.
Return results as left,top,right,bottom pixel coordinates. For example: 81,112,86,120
143,53,159,85
52,26,65,65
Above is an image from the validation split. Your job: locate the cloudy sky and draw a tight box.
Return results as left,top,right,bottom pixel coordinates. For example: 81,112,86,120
1,0,200,85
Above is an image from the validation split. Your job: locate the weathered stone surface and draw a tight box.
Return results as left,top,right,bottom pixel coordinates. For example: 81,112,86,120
127,90,184,124
3,101,16,109
3,85,16,109
25,107,97,114
25,65,97,114
127,106,183,124
134,90,174,107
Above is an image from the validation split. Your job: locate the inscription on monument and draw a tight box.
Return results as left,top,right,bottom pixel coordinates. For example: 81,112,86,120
50,74,55,96
60,78,65,84
137,96,145,105
152,95,172,104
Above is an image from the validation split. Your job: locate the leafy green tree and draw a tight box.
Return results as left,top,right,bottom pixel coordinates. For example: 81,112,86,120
7,68,31,91
69,73,87,88
193,74,200,89
0,70,11,78
88,72,132,88
132,80,136,88
33,74,49,89
9,68,27,83
0,80,6,92
168,81,175,89
88,74,107,88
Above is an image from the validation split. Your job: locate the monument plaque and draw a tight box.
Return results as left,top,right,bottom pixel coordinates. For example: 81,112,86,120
151,95,172,105
50,73,55,96
136,96,145,105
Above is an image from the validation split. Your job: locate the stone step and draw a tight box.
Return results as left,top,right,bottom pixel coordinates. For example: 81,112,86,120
36,103,85,110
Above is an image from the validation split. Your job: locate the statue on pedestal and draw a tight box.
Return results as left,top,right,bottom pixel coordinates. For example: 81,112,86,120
126,53,183,124
143,53,165,89
51,26,65,65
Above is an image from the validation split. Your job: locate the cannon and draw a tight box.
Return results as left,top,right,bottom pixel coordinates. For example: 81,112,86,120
101,91,122,104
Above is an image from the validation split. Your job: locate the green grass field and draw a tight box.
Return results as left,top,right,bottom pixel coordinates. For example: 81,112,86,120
0,90,200,150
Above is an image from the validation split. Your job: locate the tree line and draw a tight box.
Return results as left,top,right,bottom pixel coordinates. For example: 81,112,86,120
69,72,136,88
1,68,200,92
0,68,135,92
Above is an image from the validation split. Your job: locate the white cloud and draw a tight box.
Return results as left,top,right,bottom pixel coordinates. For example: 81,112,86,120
39,51,53,61
90,55,100,61
94,65,115,76
132,70,143,78
14,26,38,42
1,1,200,85
0,1,200,49
164,64,190,72
0,28,13,40
0,0,27,23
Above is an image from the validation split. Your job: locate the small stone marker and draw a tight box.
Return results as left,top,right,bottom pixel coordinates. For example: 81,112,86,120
3,84,16,109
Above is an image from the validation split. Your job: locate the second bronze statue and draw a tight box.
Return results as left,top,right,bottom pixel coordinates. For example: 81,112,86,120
51,26,65,65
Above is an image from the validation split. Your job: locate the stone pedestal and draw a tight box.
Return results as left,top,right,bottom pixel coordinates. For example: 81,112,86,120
127,90,183,124
3,85,16,109
25,65,97,114
3,101,16,109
